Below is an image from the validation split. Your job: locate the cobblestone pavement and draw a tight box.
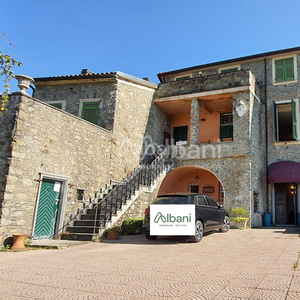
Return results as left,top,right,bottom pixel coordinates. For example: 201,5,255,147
0,228,300,300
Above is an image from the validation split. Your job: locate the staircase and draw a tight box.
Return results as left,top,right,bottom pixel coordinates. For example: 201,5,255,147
57,148,171,241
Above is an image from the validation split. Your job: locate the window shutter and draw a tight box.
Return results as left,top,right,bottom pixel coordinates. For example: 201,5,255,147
285,57,294,81
175,76,191,81
292,99,298,140
273,101,278,141
275,57,294,82
220,67,238,74
82,102,99,125
275,59,284,82
173,126,188,143
50,103,63,109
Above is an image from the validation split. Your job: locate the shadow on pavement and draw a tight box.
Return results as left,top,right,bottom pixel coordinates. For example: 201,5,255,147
100,230,220,245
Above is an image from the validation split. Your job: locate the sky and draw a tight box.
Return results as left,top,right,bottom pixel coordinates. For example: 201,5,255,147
1,0,300,92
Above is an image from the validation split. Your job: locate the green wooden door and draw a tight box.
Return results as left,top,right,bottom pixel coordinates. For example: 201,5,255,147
34,180,61,239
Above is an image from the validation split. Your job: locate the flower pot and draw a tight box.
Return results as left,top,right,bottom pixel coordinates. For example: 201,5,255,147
15,75,34,94
107,229,119,240
11,234,27,250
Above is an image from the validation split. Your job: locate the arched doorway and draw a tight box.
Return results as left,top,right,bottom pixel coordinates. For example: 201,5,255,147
158,166,225,205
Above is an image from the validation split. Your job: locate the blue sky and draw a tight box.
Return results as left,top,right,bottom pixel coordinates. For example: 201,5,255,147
1,0,300,92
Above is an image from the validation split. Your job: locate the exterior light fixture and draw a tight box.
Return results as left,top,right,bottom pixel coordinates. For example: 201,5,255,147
194,169,200,180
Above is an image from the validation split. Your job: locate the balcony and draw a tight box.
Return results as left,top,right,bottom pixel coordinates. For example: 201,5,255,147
155,70,258,161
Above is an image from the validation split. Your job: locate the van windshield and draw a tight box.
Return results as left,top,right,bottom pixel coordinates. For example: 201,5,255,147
153,196,190,205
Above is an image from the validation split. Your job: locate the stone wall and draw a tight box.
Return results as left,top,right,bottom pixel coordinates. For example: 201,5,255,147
155,70,252,98
0,75,158,243
111,79,157,178
0,93,117,243
34,80,118,130
0,94,20,241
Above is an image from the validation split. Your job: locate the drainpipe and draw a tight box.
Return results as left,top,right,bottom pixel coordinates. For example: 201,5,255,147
264,56,269,214
29,84,35,98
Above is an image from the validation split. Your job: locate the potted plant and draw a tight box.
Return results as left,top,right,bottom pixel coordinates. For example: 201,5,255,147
107,226,121,240
230,207,249,229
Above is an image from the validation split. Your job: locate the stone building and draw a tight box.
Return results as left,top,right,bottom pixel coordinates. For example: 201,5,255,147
156,46,300,228
1,46,300,243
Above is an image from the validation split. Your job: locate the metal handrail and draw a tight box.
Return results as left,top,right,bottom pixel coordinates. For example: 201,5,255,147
53,147,170,238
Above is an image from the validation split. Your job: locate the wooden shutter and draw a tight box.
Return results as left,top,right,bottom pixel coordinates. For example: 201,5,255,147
220,67,238,74
82,102,99,125
175,76,191,81
285,57,294,81
275,57,294,82
50,103,63,109
275,59,284,82
173,126,188,143
292,99,298,140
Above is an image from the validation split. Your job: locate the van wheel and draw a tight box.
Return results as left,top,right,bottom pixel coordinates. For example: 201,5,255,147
191,220,203,243
145,232,157,240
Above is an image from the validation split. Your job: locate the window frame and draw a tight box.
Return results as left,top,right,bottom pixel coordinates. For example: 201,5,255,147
272,55,297,85
273,99,300,142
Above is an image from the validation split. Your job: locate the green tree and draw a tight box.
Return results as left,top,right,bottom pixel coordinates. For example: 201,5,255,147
0,51,22,116
0,32,22,116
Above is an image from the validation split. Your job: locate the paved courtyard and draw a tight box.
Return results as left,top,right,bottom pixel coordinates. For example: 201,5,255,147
0,228,300,300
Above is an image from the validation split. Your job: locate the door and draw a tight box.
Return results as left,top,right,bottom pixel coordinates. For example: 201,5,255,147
34,180,61,239
205,196,224,229
275,183,286,224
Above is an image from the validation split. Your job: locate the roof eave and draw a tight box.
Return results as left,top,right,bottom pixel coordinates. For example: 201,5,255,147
157,46,300,82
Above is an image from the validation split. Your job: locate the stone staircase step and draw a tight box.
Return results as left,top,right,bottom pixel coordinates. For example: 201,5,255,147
67,226,100,234
61,233,96,241
74,220,101,227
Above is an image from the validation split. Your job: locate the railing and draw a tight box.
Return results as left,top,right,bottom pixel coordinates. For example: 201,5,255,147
54,147,171,238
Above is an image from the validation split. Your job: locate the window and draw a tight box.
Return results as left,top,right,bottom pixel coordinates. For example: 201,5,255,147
273,99,299,142
206,196,219,208
194,195,207,206
219,65,240,74
175,75,191,81
79,101,99,125
51,103,62,109
76,189,85,201
47,100,66,110
220,67,238,74
275,57,295,83
189,182,199,193
220,112,233,141
173,126,188,144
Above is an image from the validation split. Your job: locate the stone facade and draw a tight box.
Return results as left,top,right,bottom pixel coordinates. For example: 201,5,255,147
2,47,300,242
157,48,300,227
0,73,162,243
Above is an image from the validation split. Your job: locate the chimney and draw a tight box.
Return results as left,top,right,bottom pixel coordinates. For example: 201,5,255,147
81,69,92,75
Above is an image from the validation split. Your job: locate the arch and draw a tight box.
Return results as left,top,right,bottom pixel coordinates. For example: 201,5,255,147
158,166,226,205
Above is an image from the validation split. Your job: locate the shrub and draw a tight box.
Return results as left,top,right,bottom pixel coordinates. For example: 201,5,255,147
121,217,144,235
231,207,247,217
230,207,249,227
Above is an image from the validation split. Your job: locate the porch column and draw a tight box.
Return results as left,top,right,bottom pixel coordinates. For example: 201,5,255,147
190,98,200,145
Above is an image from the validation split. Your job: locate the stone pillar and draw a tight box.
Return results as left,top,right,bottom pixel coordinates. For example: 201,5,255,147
190,98,200,145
